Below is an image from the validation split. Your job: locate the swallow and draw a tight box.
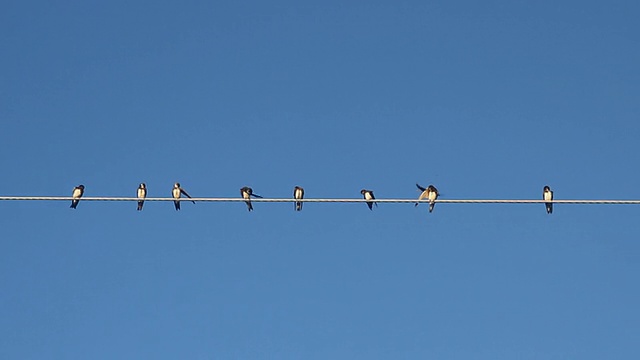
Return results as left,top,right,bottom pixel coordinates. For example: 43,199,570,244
172,182,195,211
70,184,85,209
360,189,377,210
416,183,439,212
137,183,147,211
293,186,304,211
241,186,263,211
543,185,553,214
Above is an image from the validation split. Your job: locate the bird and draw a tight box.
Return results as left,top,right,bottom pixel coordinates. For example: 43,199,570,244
360,189,377,210
240,186,263,211
137,183,147,211
543,185,553,214
293,186,304,211
172,182,194,211
416,183,439,212
70,185,85,209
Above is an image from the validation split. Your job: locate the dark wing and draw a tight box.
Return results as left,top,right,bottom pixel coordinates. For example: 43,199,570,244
180,188,196,203
416,183,426,191
180,188,192,198
251,193,263,198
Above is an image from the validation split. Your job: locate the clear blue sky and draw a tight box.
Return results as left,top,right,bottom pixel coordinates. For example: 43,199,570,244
2,1,640,358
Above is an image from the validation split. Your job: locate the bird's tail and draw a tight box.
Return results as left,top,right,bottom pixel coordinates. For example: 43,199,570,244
295,202,302,211
429,202,435,213
70,200,78,209
138,201,144,211
546,203,553,214
246,201,253,211
174,201,180,211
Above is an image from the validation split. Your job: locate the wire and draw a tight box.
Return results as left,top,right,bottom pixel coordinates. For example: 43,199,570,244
0,196,640,204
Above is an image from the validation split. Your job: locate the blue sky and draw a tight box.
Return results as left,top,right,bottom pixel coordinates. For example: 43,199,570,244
2,0,640,358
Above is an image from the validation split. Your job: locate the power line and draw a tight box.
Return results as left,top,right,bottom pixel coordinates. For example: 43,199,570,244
1,196,640,205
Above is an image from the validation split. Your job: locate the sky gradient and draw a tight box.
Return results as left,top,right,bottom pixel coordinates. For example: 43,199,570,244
2,1,640,359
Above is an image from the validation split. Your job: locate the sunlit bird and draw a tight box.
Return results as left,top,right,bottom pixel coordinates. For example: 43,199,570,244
293,186,304,211
416,183,439,213
360,189,377,210
172,182,195,211
241,186,263,211
543,185,554,214
70,185,85,209
137,183,147,211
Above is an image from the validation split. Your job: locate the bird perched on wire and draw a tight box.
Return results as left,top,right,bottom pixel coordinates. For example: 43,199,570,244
172,182,195,211
293,186,304,211
360,189,377,210
543,185,553,214
137,183,147,211
416,183,439,213
70,185,85,209
241,186,263,211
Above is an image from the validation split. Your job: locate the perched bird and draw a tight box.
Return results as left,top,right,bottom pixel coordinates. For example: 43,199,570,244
172,182,194,211
293,186,305,211
137,183,147,211
543,185,554,214
416,183,439,212
360,189,377,210
240,186,263,211
70,185,85,209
